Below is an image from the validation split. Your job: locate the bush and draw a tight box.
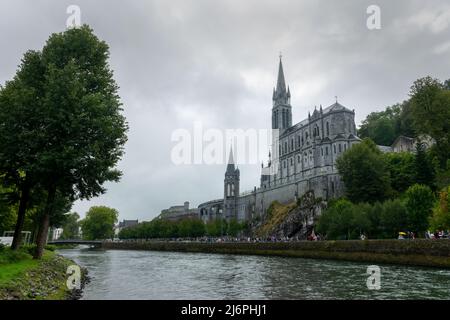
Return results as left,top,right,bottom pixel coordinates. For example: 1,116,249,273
429,186,450,231
20,244,57,255
0,248,31,265
379,199,408,238
405,184,435,234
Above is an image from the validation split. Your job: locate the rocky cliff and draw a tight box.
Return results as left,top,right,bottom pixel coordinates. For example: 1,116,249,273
253,191,327,239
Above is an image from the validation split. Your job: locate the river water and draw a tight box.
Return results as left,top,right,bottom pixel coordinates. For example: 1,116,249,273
58,248,450,300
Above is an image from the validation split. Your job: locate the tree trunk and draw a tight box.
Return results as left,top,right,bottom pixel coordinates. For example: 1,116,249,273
33,185,56,260
11,183,30,250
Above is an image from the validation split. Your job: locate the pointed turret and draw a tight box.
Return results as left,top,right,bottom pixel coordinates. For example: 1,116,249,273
271,55,293,130
224,145,240,221
226,147,236,175
276,58,287,94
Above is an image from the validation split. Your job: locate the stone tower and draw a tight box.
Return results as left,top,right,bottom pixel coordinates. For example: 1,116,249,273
272,57,292,131
223,147,240,221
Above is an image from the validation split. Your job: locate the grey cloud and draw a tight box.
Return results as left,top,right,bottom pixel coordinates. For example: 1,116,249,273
1,0,449,221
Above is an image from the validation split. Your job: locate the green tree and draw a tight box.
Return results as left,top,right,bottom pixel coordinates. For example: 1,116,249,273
410,77,450,167
385,152,416,195
405,184,435,235
227,219,242,237
429,187,450,231
27,26,128,258
60,212,80,239
81,206,118,240
0,51,46,250
336,139,391,203
379,199,408,238
316,199,356,240
414,142,436,189
358,102,414,146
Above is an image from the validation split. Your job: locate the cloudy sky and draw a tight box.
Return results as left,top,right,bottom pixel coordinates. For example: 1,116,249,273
1,0,449,221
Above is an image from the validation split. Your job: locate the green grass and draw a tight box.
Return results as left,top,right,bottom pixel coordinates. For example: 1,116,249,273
0,247,54,285
0,258,39,285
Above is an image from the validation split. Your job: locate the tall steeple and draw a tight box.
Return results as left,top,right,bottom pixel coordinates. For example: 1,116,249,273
224,145,239,221
272,55,292,130
226,146,235,172
276,57,287,95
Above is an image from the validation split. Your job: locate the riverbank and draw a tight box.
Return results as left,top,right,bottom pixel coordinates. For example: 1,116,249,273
103,239,450,268
0,248,88,300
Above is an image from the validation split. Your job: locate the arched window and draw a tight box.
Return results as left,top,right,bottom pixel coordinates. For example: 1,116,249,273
231,183,235,196
326,122,330,136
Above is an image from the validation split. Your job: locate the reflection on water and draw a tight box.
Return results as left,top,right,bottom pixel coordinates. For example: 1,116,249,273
58,248,450,300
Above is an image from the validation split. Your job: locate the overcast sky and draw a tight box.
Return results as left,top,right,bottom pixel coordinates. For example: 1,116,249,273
1,0,449,222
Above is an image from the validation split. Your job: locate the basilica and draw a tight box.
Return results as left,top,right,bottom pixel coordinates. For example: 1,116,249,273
197,58,361,222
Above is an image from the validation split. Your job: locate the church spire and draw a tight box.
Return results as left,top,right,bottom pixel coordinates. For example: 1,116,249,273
226,145,235,172
273,55,290,107
276,56,287,94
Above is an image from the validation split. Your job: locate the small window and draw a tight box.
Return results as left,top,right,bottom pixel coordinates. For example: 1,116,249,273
334,145,336,154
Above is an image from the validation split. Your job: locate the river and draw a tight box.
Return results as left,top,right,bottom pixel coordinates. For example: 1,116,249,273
58,247,450,300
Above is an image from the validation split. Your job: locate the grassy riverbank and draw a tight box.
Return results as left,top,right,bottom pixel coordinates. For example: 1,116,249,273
104,240,450,268
0,246,85,300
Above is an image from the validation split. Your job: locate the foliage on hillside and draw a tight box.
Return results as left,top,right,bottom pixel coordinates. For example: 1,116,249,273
254,201,297,238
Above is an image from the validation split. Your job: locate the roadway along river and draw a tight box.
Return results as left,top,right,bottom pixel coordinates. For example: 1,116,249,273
58,247,450,300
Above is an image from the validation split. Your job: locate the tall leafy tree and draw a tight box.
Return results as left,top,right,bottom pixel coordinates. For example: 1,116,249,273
81,206,118,240
385,152,416,195
336,139,391,203
414,142,435,189
358,102,415,146
29,26,128,258
0,51,46,249
410,77,450,167
405,184,435,235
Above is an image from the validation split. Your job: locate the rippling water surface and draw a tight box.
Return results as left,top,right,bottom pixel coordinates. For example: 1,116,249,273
58,248,450,300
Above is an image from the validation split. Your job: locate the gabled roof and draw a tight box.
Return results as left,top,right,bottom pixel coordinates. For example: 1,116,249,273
322,102,354,114
391,135,414,147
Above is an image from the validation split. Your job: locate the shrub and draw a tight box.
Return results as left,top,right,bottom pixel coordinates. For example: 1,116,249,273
0,248,31,264
380,199,408,238
429,186,450,231
405,184,435,234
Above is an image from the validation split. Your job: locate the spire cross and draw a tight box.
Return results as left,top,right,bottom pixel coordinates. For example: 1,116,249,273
279,51,282,60
335,96,338,103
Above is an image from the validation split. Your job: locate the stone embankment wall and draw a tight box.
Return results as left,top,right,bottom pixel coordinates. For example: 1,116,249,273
103,239,450,268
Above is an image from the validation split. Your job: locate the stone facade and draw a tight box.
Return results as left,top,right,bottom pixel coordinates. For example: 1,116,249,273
199,58,361,223
160,202,199,221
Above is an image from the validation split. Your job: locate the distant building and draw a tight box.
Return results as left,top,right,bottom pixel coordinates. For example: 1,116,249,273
391,136,415,153
159,202,199,221
115,219,139,237
49,227,63,241
386,134,435,154
118,219,139,229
